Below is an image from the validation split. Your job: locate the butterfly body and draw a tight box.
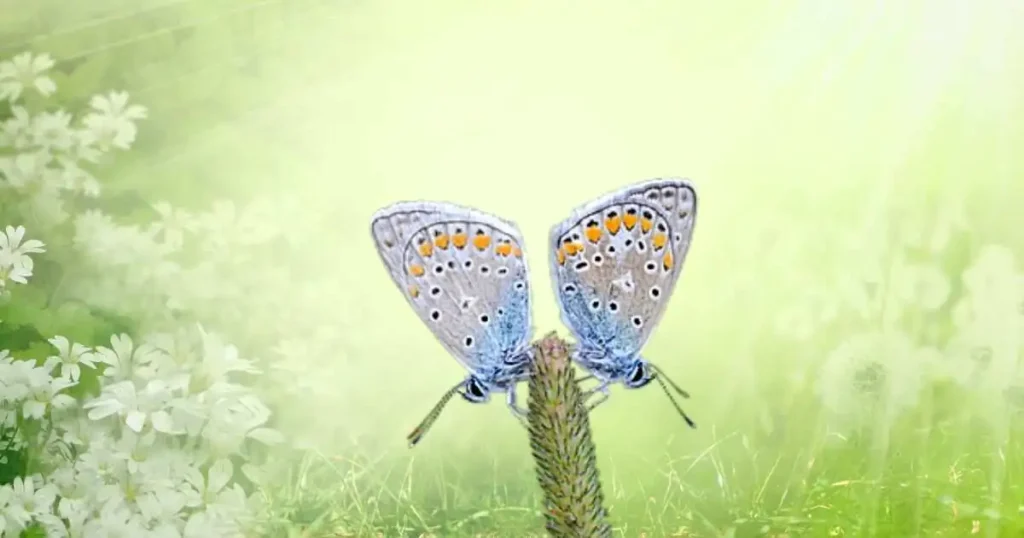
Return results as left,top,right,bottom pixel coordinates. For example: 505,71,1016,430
370,201,535,445
549,178,698,424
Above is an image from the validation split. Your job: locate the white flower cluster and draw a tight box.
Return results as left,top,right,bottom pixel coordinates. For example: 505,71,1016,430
0,326,281,537
0,51,293,537
0,53,147,229
3,49,354,454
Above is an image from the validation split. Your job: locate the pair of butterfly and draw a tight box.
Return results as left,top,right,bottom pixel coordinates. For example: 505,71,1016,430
370,178,698,447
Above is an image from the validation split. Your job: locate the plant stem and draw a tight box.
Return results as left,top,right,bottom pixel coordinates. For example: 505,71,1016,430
527,332,611,538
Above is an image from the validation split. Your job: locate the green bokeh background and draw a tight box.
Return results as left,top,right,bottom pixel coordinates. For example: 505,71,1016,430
3,0,1023,536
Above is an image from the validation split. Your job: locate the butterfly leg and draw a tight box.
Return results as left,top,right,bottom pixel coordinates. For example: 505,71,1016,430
583,380,612,411
506,384,529,426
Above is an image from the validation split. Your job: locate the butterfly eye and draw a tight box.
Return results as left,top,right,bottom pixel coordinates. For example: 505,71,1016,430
467,378,485,398
629,363,647,384
649,286,661,300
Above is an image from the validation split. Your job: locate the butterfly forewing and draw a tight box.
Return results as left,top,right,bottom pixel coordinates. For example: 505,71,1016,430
549,178,697,354
371,201,533,371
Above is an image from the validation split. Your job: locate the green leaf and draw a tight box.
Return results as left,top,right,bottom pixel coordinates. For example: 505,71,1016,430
0,285,48,327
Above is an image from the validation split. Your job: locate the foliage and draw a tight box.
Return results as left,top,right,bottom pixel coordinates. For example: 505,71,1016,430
0,50,286,537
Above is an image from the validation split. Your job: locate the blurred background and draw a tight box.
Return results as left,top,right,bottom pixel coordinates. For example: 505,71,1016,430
2,0,1023,536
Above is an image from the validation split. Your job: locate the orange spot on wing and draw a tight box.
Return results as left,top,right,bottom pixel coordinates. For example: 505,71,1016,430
473,234,492,250
512,246,523,258
556,248,566,265
408,284,420,298
564,242,584,256
623,214,638,230
652,233,668,250
496,243,513,257
434,234,450,249
408,264,425,277
585,226,602,243
663,252,673,271
418,242,434,257
605,216,621,234
452,233,468,249
640,218,653,233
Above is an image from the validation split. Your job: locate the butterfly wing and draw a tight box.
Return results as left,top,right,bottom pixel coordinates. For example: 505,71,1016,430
549,178,698,357
371,201,533,372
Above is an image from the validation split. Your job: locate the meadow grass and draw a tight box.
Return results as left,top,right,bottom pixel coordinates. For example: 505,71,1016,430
253,376,1024,538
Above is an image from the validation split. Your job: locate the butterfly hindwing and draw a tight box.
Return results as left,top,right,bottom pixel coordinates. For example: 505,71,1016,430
549,178,697,355
371,201,533,371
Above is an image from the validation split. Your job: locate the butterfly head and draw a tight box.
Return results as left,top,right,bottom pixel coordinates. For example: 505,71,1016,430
624,358,654,389
459,375,493,403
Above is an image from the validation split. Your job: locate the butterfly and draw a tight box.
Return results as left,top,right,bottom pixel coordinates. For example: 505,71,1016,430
548,178,698,427
370,201,534,447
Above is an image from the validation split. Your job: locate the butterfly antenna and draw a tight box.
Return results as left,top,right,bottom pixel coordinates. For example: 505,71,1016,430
650,365,696,429
649,363,691,398
407,381,463,447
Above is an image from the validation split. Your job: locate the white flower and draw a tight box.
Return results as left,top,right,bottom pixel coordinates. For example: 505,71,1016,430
83,378,179,434
93,333,163,382
48,335,98,382
0,152,44,189
6,475,57,522
0,224,46,264
0,106,32,149
22,373,76,420
54,160,101,197
0,357,56,404
149,202,195,251
190,327,259,393
817,330,934,427
31,109,75,154
82,91,147,150
0,52,57,102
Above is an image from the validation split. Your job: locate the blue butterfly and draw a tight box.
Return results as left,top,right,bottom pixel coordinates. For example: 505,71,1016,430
371,201,534,446
548,178,698,427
